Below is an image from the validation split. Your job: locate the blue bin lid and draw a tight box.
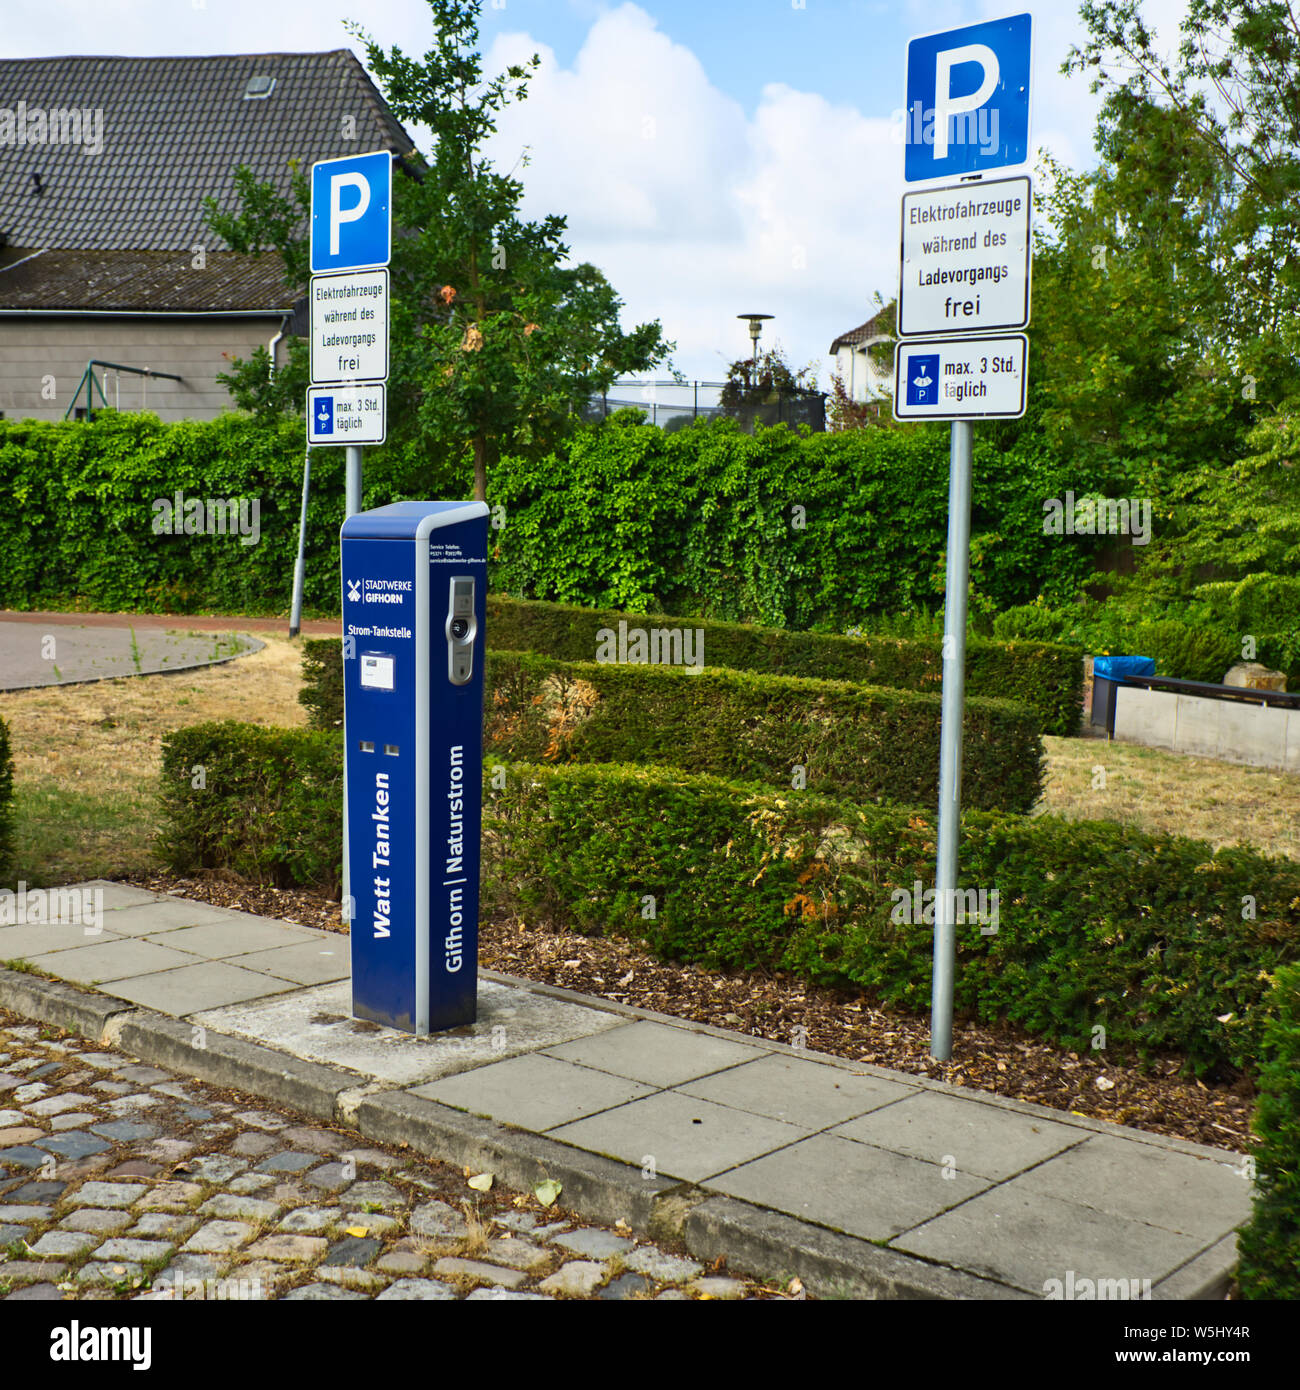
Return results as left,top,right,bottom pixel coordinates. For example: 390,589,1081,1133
1092,655,1156,681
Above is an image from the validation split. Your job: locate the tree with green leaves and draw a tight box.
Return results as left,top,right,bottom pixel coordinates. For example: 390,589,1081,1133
205,0,672,499
1064,1,1300,414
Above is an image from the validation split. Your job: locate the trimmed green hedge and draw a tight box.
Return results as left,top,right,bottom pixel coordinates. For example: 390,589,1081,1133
0,412,1100,630
0,717,14,885
157,722,343,893
485,650,1043,813
157,724,1300,1076
304,595,1082,736
1236,963,1300,1299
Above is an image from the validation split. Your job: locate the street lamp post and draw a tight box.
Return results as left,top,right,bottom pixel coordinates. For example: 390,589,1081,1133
737,313,773,387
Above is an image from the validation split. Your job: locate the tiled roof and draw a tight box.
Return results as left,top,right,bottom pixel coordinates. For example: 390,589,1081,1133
829,309,892,353
0,51,416,253
0,248,296,311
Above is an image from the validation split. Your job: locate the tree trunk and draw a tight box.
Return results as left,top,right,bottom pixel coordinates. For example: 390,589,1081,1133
472,435,487,502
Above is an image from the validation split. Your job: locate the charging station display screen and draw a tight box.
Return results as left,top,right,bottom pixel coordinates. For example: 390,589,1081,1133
360,653,395,690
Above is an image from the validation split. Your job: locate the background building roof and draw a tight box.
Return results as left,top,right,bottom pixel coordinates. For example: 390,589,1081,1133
0,248,296,312
0,50,415,253
829,308,892,354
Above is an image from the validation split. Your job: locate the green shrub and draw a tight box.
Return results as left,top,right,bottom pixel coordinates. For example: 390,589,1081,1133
0,414,465,616
301,595,1082,737
994,603,1241,683
157,722,343,892
156,725,1300,1075
1131,619,1240,684
1236,962,1300,1299
486,650,1044,813
301,639,345,730
0,717,14,885
992,603,1072,644
489,415,1100,625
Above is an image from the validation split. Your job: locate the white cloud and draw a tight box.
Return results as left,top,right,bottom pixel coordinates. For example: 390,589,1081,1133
484,4,902,385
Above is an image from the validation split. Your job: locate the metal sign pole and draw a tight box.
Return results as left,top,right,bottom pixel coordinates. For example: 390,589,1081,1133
930,417,973,1061
289,447,312,639
346,444,363,518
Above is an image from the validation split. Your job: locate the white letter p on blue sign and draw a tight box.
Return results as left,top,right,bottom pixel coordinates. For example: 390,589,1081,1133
311,150,392,273
905,13,1031,183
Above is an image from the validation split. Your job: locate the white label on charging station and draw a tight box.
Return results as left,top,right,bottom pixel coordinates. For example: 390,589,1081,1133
360,654,395,690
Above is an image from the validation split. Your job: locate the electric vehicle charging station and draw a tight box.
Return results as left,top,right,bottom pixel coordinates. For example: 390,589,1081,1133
340,501,488,1034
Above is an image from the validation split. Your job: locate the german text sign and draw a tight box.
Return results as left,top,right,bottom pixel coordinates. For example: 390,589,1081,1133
893,334,1027,420
898,176,1030,336
308,384,387,445
310,269,390,384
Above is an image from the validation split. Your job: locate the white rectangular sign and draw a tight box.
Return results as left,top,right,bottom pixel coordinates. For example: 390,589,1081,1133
893,334,1027,420
307,383,387,444
310,269,389,384
898,177,1030,337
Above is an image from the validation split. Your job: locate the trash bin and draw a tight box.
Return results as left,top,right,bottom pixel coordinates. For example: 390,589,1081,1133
1091,655,1156,734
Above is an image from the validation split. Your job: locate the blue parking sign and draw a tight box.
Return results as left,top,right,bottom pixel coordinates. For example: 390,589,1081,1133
313,394,334,435
904,13,1031,183
310,151,393,273
905,352,940,406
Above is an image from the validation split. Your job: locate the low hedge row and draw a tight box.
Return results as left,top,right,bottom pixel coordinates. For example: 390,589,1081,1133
157,723,344,895
301,644,1042,812
301,595,1083,737
157,723,1300,1076
485,651,1043,813
0,717,14,884
1236,962,1300,1299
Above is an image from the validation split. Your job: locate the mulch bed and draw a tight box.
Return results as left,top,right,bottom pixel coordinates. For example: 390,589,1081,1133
124,872,1258,1155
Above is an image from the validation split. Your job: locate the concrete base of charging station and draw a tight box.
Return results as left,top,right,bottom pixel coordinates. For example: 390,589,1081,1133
0,883,1251,1301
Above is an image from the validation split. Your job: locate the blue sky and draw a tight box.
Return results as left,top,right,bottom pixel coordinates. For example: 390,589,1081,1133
8,0,1191,384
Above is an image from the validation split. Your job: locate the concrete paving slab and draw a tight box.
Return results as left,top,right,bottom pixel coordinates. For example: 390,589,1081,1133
142,918,323,959
193,979,628,1088
548,1089,809,1183
411,1053,657,1131
893,1184,1206,1296
1008,1133,1253,1240
678,1053,919,1129
831,1090,1088,1180
708,1132,990,1242
85,882,169,912
85,899,260,937
105,962,301,1014
0,923,126,958
231,940,349,985
24,938,199,985
543,1020,763,1087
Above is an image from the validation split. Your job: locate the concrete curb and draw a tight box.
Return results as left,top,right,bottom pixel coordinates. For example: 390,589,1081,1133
0,966,1241,1301
1152,1232,1241,1301
682,1195,1028,1300
355,1089,678,1233
109,1011,362,1123
0,967,136,1036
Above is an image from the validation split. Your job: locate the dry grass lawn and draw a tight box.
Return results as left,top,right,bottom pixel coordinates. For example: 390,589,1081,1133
1038,733,1300,863
0,633,306,885
3,637,1299,885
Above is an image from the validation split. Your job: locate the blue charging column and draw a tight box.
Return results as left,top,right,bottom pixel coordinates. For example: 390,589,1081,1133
340,501,488,1034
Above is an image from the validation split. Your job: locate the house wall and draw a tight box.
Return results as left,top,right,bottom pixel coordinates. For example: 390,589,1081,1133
0,316,289,423
1114,685,1300,773
833,341,891,403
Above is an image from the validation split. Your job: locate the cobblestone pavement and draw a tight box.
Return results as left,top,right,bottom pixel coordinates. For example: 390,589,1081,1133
0,1014,788,1302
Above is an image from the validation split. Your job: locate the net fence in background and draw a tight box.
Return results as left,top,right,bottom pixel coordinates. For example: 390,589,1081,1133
583,380,827,433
